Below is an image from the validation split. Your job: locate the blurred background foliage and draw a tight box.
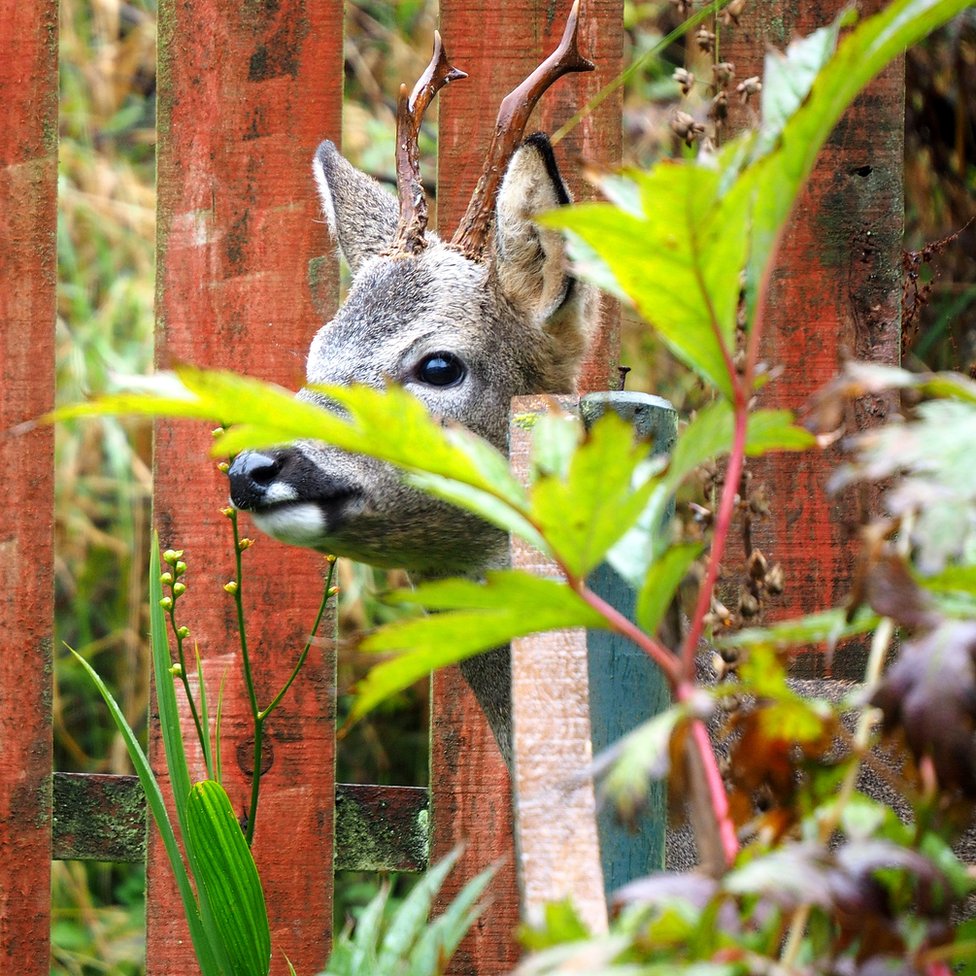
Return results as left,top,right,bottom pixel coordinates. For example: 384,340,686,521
52,0,974,972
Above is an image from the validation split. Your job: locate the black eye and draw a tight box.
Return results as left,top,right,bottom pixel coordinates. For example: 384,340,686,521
417,352,466,387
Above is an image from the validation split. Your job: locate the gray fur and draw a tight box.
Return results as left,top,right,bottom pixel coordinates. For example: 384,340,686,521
228,136,596,755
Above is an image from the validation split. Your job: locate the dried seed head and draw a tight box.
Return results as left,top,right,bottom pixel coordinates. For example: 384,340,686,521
696,27,716,53
719,645,740,665
766,563,785,595
736,76,762,103
709,89,729,124
712,61,735,88
738,588,760,618
748,549,768,580
671,110,706,147
672,67,695,96
670,0,691,15
721,0,747,26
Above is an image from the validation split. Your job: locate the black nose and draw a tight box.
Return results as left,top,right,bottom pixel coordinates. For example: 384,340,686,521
227,451,283,510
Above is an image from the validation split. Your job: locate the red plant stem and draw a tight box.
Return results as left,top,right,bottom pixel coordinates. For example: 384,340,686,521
575,582,682,688
575,581,739,866
680,387,748,680
685,708,739,867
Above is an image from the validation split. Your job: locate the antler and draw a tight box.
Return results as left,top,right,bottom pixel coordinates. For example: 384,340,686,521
392,32,467,255
451,0,594,260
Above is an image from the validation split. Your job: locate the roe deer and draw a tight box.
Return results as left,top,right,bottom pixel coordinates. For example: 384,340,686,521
227,5,597,763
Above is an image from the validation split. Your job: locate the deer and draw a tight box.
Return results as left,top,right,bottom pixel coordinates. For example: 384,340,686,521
227,4,598,767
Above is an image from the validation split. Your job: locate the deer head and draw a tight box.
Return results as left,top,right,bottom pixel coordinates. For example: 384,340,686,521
228,4,597,577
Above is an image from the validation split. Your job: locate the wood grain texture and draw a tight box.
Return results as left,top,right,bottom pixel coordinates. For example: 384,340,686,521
53,774,430,871
152,2,342,972
509,396,608,932
0,1,57,970
723,1,903,667
431,4,624,970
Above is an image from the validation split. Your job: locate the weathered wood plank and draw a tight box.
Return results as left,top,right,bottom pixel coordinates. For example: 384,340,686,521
153,1,343,972
0,1,58,971
724,1,904,674
433,2,624,970
509,396,608,932
52,774,429,871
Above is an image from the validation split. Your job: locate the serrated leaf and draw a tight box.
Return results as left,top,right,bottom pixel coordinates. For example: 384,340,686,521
717,606,879,651
757,16,850,155
666,402,812,494
350,573,606,722
636,543,703,635
530,412,660,578
408,862,496,976
742,0,972,326
543,160,745,400
344,882,390,975
185,780,272,976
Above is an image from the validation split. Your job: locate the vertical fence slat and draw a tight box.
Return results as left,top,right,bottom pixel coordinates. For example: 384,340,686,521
151,3,343,974
725,1,904,665
0,1,57,970
434,2,623,970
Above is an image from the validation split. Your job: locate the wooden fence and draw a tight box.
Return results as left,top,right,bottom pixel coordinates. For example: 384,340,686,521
0,0,904,974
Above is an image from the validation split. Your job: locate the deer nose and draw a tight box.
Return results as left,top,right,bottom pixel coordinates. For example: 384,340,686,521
227,451,283,510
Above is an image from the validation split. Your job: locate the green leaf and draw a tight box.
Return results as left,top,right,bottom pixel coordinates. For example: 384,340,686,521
323,851,490,976
543,161,744,400
149,535,193,830
69,644,220,976
376,849,461,972
743,0,973,325
666,402,813,494
717,605,879,651
342,882,390,976
529,412,660,578
756,15,851,155
408,861,496,976
350,572,606,722
185,781,272,976
636,543,703,635
595,705,688,826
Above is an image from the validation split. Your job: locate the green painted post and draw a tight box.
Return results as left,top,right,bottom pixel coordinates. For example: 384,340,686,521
581,391,677,893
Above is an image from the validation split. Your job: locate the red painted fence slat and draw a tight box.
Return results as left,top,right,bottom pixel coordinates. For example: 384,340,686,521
433,3,623,971
151,2,343,973
725,1,904,665
0,1,58,971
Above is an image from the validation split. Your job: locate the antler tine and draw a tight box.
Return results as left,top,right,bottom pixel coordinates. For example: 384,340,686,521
393,32,467,255
451,0,594,259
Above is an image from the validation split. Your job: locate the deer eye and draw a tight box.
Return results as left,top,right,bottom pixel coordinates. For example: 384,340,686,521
416,352,466,387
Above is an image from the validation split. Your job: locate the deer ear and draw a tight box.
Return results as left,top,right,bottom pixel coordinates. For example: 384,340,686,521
493,134,576,323
313,140,399,274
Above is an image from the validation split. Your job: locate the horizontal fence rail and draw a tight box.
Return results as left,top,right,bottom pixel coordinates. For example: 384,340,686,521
52,774,429,871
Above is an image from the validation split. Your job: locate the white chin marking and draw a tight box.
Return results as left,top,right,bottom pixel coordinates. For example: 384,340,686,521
251,504,327,548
